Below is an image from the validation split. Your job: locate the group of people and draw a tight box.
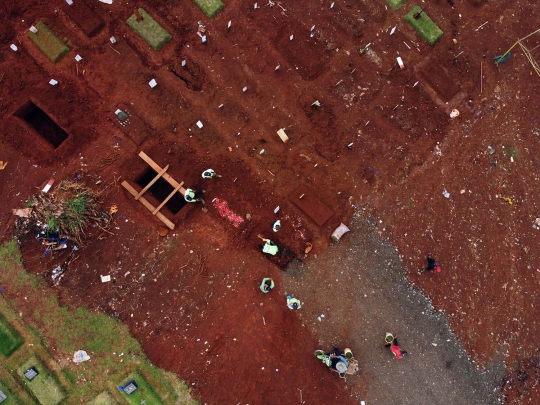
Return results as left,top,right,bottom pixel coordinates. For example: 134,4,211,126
184,168,221,204
259,277,302,310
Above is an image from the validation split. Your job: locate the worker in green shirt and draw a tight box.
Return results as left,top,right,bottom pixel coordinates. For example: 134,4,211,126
260,278,274,293
258,235,279,256
202,169,222,179
184,188,205,204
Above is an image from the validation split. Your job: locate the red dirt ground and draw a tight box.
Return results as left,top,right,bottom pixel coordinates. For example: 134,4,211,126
1,0,540,403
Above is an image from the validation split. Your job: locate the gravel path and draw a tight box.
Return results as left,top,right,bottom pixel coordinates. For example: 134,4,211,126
284,211,504,405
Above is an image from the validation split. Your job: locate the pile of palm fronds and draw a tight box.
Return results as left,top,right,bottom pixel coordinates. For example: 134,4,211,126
25,180,114,245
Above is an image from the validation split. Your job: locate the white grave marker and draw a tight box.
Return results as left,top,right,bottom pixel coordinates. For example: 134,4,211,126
75,54,82,62
10,44,18,51
149,79,157,88
181,60,186,66
49,79,58,86
242,86,248,92
110,36,117,43
330,2,335,9
196,120,203,128
66,0,73,5
289,34,294,40
29,26,38,33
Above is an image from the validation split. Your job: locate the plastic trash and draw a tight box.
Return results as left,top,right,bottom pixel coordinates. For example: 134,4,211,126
331,223,350,242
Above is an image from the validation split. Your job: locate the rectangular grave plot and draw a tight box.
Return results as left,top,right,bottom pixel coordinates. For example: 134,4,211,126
14,101,69,149
27,22,69,63
419,59,460,102
135,167,187,215
63,0,105,37
290,185,335,227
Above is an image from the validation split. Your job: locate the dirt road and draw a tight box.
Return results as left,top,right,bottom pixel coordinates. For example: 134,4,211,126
285,212,504,404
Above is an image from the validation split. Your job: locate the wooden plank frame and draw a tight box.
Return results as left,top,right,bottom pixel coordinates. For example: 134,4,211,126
122,152,186,229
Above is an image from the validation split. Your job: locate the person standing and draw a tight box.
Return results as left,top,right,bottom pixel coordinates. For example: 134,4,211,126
425,254,441,273
384,333,408,359
258,235,279,256
286,295,301,310
202,169,222,179
260,278,274,293
184,188,205,204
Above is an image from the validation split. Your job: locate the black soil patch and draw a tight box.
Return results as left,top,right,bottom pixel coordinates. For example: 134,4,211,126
135,167,187,215
14,101,69,149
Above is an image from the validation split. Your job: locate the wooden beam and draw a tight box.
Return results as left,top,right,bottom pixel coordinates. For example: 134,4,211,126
153,181,184,215
139,151,187,195
122,181,175,229
135,164,169,200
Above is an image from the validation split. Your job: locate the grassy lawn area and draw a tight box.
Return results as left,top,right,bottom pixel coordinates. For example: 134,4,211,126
126,8,172,51
192,0,225,18
118,371,163,404
0,240,197,404
0,313,24,357
0,381,20,405
385,0,406,10
88,391,117,404
27,21,69,63
17,356,66,405
404,6,444,45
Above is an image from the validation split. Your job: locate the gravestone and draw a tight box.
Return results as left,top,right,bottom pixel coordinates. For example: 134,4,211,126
123,379,139,395
0,390,6,403
24,366,39,381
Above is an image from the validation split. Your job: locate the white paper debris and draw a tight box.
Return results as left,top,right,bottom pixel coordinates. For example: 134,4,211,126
274,206,280,214
228,20,232,28
290,34,294,40
396,57,404,69
242,86,248,92
390,26,396,35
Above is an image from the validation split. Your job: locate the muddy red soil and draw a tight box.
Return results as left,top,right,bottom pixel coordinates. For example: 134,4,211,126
1,0,540,403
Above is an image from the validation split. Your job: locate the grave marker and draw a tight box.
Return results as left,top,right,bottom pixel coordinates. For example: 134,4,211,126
24,366,39,381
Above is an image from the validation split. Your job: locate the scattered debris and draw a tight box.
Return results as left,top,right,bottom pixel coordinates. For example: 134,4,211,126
311,100,321,107
396,57,404,69
390,26,396,35
277,128,289,143
0,161,7,170
42,179,55,193
158,227,169,237
73,350,91,363
442,190,451,198
12,208,32,218
499,196,514,205
331,223,350,242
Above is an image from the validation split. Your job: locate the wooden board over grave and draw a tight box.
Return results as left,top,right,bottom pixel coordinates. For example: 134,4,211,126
290,185,334,227
122,151,186,229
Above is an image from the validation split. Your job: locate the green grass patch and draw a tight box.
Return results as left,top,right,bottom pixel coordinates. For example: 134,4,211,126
385,0,406,10
87,391,117,405
503,146,519,159
126,8,172,51
18,356,66,405
118,371,163,404
0,241,194,404
0,313,24,357
404,6,444,45
0,382,20,405
192,0,224,18
27,22,69,63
